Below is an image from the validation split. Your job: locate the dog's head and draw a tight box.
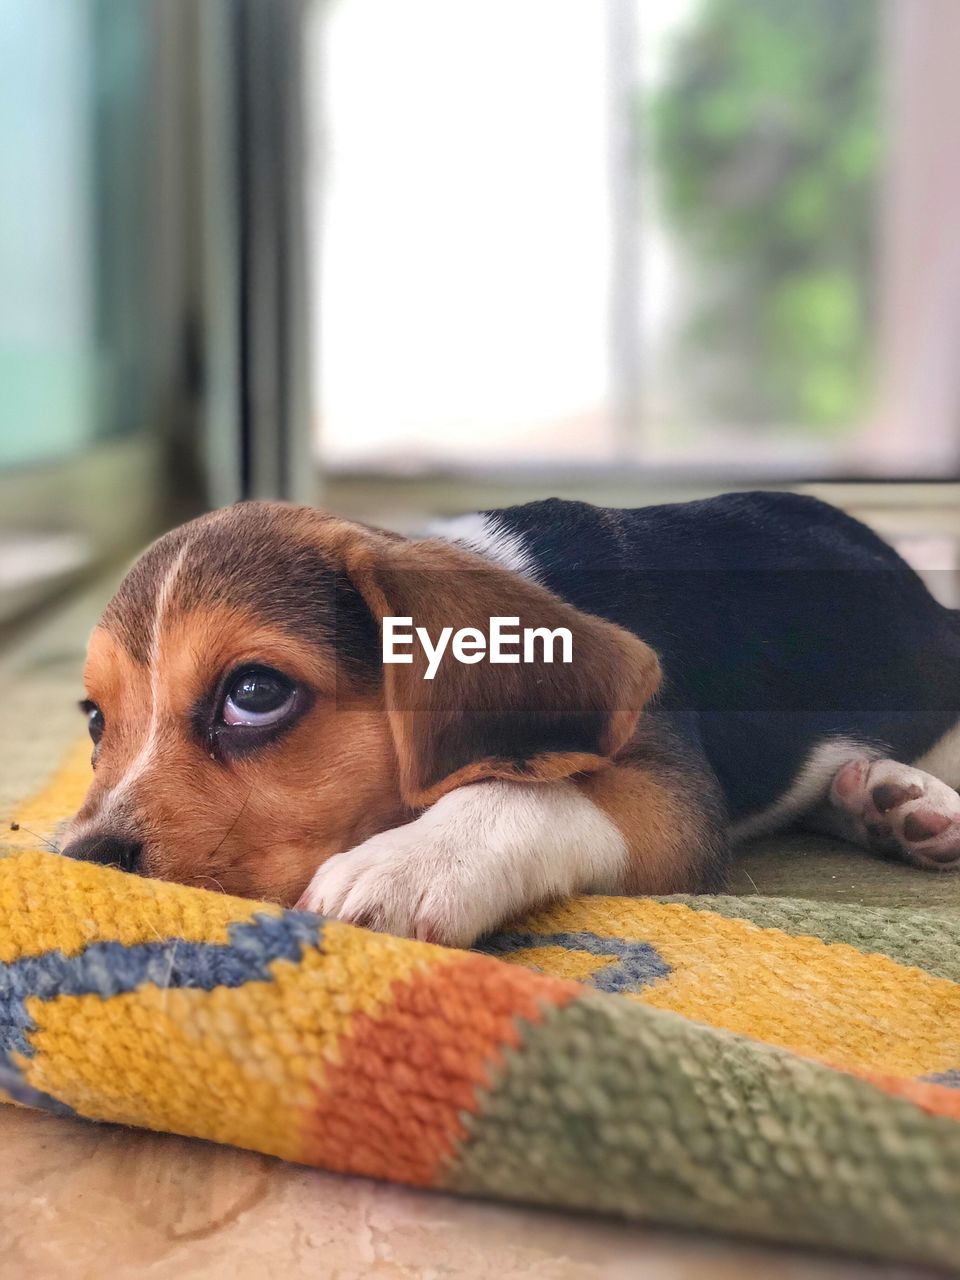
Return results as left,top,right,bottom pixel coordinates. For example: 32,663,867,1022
63,502,660,903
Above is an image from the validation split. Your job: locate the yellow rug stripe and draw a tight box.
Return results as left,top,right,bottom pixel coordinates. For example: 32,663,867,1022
0,848,273,960
18,921,449,1160
517,897,960,1078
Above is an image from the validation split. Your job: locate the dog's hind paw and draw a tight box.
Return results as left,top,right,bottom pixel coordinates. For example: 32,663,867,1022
830,757,960,868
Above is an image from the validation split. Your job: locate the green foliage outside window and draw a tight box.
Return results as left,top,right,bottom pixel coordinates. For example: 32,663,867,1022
651,0,882,431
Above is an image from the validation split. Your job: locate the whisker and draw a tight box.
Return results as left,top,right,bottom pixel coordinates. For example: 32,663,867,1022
191,873,227,894
7,821,62,855
204,786,255,864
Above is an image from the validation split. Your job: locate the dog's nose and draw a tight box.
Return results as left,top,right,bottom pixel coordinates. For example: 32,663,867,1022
62,832,143,873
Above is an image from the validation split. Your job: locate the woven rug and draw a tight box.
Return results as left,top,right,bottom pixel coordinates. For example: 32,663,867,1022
2,738,960,1270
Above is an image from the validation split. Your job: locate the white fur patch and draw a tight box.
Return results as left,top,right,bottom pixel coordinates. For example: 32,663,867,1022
111,541,191,798
427,512,539,581
75,538,193,837
297,779,628,947
729,737,878,843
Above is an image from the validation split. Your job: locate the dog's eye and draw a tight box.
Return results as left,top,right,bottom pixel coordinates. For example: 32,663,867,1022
80,700,104,745
221,668,297,727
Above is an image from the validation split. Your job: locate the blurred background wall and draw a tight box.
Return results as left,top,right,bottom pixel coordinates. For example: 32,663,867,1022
2,0,960,634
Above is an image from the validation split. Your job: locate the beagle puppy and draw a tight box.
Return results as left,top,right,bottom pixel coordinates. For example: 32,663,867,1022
63,492,960,945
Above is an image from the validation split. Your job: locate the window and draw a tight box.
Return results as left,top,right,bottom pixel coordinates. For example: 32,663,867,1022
0,0,192,626
311,0,960,478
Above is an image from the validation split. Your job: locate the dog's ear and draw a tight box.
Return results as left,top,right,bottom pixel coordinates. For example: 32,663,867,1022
335,531,661,806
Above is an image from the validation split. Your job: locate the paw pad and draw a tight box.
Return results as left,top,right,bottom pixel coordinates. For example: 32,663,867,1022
872,782,922,813
830,757,960,869
903,811,953,842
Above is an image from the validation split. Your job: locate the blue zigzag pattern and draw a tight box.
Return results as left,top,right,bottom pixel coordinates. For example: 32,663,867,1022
0,910,323,1061
479,929,671,993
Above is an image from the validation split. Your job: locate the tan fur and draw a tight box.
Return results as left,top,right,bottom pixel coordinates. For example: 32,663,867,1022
65,502,694,910
71,610,406,904
577,763,708,894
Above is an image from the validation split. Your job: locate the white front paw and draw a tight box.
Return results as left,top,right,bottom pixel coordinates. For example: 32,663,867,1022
296,825,501,948
297,780,627,947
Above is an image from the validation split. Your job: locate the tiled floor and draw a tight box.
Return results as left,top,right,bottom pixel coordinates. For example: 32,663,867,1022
0,1106,925,1280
